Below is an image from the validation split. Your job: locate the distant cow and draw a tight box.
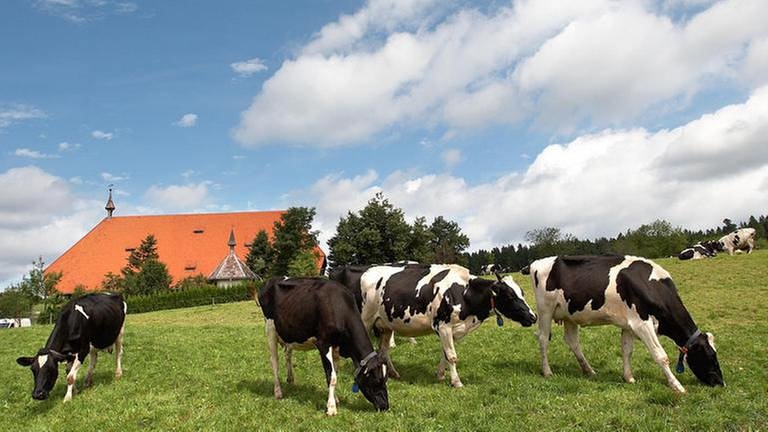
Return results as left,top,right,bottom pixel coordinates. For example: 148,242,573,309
347,263,536,388
258,277,389,416
16,293,126,402
678,241,719,260
718,228,756,255
480,264,502,275
525,255,723,392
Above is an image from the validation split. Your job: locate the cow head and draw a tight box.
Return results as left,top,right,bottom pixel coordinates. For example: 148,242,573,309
354,352,389,411
16,349,73,400
685,332,724,386
491,273,537,327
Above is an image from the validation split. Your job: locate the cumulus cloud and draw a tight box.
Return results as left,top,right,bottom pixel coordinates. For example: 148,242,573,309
58,141,81,151
91,130,114,140
13,148,59,159
288,87,768,251
234,0,768,147
174,113,198,128
101,172,128,182
230,58,268,77
144,182,213,211
33,0,139,22
0,105,45,128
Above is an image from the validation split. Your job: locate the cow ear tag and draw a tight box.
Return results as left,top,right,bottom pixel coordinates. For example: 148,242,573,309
351,382,359,393
675,352,685,373
496,314,504,327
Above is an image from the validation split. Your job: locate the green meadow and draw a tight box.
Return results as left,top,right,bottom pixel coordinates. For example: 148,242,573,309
1,251,766,431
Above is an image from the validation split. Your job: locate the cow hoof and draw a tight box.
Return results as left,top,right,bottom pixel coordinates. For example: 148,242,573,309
63,395,72,403
274,388,283,400
583,369,596,377
326,407,337,416
624,376,636,384
451,380,464,388
389,370,401,379
84,378,93,388
542,371,553,378
672,384,686,394
287,376,295,385
436,371,446,381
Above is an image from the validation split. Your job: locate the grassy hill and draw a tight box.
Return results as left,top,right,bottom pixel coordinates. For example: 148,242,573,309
1,251,766,431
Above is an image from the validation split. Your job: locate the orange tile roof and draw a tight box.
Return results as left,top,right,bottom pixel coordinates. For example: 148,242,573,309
45,211,325,294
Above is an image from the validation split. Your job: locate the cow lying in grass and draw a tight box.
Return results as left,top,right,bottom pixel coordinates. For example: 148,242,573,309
524,255,723,393
258,277,389,416
16,293,126,402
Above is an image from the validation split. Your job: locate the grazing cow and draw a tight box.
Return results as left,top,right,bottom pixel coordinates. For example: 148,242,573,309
16,293,126,402
525,255,723,392
678,241,719,260
718,228,756,255
348,263,536,388
258,277,389,416
480,264,502,275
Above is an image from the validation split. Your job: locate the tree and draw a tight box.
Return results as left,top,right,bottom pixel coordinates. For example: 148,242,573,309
407,216,434,263
101,272,125,292
123,234,159,276
328,193,417,268
245,229,273,277
124,259,172,295
16,256,61,300
0,289,34,318
271,207,319,276
287,250,321,277
429,216,469,264
722,218,737,234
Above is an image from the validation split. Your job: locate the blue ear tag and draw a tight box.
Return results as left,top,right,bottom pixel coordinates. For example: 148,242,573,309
351,382,359,393
496,315,504,327
675,353,685,374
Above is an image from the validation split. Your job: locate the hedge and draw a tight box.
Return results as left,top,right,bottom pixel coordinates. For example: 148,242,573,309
125,281,260,314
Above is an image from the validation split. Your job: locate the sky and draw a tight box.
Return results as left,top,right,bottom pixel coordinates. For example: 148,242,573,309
1,0,767,288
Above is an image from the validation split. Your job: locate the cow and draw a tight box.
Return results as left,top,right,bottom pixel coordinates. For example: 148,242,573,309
480,264,502,275
345,263,536,388
258,277,389,416
678,241,719,260
16,293,126,402
524,255,723,393
718,228,757,255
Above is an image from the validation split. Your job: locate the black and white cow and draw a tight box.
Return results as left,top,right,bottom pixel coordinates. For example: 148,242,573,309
338,263,536,388
718,228,757,255
525,255,723,392
258,277,389,416
16,293,126,402
678,241,719,260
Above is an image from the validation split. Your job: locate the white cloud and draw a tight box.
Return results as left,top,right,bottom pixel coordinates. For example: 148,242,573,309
144,182,212,211
101,172,128,182
230,58,268,77
174,113,198,128
0,105,45,128
441,149,462,168
91,130,114,140
58,141,81,151
289,87,768,252
33,0,138,22
234,0,768,147
13,148,59,159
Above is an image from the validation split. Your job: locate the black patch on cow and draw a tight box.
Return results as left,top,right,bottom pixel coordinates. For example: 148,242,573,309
381,266,438,321
615,261,696,345
678,249,694,260
533,270,539,287
328,265,371,310
545,255,625,314
433,283,465,329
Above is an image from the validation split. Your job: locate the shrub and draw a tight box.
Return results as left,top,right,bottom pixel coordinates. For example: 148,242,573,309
125,282,258,314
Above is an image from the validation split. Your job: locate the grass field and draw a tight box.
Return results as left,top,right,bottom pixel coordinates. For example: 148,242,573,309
1,251,766,431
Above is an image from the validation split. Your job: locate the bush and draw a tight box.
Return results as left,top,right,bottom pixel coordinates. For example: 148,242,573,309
125,281,259,314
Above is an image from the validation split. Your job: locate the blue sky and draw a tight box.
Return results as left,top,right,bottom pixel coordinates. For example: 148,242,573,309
1,0,767,286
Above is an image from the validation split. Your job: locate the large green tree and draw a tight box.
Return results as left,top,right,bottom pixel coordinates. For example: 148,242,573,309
0,289,34,318
245,229,273,278
271,207,319,276
123,234,159,276
15,256,61,300
429,216,469,264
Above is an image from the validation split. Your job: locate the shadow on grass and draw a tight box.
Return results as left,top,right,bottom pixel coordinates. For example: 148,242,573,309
237,379,378,413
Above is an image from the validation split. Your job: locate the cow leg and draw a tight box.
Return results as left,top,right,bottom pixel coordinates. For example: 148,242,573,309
436,353,447,381
265,319,283,399
747,238,755,253
377,328,400,379
84,349,98,387
537,312,554,377
64,354,84,402
631,321,685,393
114,323,125,379
437,325,462,388
284,346,294,385
319,346,338,416
621,328,636,383
563,322,595,376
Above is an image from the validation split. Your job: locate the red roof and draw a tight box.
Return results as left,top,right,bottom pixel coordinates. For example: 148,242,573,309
45,211,325,294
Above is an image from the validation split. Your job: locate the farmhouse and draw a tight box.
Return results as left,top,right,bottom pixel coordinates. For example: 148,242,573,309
45,191,326,294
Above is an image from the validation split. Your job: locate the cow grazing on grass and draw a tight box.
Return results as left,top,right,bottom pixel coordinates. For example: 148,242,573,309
16,293,126,402
349,263,536,388
258,277,389,416
525,255,723,392
678,241,719,260
718,228,756,255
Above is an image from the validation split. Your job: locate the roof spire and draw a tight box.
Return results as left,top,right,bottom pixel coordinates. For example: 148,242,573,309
228,227,236,252
105,185,116,219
